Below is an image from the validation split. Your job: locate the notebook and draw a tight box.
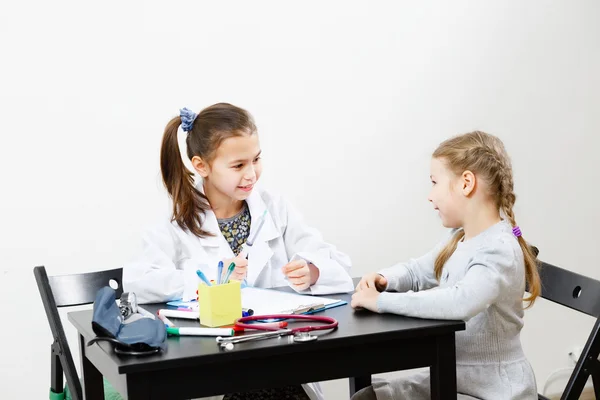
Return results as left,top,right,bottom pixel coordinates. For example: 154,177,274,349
166,286,346,315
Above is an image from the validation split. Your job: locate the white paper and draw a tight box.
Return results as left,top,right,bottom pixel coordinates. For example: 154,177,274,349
241,287,342,315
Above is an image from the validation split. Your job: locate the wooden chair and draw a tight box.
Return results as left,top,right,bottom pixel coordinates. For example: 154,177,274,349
34,265,123,400
536,261,600,400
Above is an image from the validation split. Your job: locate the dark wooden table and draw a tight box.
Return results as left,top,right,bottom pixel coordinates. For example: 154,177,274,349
69,281,465,399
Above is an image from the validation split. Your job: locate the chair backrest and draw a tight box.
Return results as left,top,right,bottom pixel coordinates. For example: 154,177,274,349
34,265,124,400
539,261,600,318
48,267,124,307
537,261,600,400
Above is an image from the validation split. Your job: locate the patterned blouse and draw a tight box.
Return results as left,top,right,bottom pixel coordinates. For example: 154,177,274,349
217,203,251,256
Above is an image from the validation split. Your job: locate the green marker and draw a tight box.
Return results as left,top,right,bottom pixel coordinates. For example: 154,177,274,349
166,327,234,336
221,262,236,284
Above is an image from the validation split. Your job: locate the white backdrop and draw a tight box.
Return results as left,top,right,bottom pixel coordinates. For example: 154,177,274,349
1,1,599,398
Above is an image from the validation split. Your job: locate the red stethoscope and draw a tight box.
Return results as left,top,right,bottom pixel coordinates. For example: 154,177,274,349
216,314,338,350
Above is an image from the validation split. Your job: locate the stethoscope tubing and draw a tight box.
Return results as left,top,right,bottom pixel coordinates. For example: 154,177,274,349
235,314,338,334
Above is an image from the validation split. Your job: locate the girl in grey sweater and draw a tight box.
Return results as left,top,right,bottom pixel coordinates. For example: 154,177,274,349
351,131,540,400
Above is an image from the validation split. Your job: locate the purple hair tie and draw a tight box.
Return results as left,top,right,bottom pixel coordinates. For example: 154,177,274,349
512,226,522,237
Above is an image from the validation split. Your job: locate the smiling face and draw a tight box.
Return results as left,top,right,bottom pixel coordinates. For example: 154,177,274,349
194,133,263,202
428,157,467,228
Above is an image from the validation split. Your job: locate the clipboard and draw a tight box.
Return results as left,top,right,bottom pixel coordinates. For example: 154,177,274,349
167,287,347,316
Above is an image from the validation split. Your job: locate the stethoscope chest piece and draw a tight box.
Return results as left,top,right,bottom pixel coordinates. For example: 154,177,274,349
292,332,318,343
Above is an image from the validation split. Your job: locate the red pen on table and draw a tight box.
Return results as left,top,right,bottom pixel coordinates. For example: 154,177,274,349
231,321,288,333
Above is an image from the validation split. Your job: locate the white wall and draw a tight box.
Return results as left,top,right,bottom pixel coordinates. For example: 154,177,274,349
1,0,599,398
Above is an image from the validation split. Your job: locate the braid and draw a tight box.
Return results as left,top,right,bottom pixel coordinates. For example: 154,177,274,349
499,168,517,225
494,144,542,307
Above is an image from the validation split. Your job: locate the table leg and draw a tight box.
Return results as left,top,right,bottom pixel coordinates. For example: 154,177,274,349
349,375,372,398
430,333,457,400
79,334,104,400
126,373,153,400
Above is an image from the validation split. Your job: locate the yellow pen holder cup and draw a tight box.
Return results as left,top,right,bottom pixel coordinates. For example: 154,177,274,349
198,280,242,327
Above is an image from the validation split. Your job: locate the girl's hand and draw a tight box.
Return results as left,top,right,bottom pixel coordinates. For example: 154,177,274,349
351,286,381,312
282,259,320,291
222,255,248,282
355,273,388,292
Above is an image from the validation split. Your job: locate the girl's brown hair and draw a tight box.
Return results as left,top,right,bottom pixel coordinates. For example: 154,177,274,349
432,131,541,307
160,103,257,238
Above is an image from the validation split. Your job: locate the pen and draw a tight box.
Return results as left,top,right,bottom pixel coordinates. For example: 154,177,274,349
159,309,200,320
242,308,254,316
166,327,234,337
233,321,287,333
217,261,224,285
221,262,236,284
156,312,175,327
240,209,268,259
196,270,212,286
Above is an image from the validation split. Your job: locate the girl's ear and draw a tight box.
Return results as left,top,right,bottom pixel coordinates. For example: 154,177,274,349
461,170,476,196
191,156,209,178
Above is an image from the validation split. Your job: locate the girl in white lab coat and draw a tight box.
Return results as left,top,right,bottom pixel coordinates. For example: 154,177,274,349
123,103,353,400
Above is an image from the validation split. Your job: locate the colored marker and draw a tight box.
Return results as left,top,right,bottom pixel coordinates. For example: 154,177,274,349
158,309,199,320
166,327,234,337
233,321,287,333
217,261,224,285
240,209,268,259
156,312,175,327
196,270,212,286
221,262,236,284
242,308,254,316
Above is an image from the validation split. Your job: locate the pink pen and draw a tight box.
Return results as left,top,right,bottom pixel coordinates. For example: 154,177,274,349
177,307,193,311
157,312,175,327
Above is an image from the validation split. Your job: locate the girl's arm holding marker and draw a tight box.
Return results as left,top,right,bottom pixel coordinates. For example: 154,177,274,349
220,255,248,283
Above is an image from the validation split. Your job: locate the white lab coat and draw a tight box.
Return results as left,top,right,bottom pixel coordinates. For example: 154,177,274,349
123,183,354,400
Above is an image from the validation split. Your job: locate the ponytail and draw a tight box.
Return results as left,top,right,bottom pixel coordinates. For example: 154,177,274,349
160,116,212,238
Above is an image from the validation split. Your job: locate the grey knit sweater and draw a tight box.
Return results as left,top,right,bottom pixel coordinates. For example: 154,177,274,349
355,220,537,400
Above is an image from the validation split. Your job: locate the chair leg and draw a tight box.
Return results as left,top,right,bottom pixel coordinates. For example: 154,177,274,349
349,376,372,397
592,369,600,399
563,320,600,399
51,341,64,395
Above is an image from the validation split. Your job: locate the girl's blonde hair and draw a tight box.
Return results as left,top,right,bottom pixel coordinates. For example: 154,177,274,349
432,131,541,307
